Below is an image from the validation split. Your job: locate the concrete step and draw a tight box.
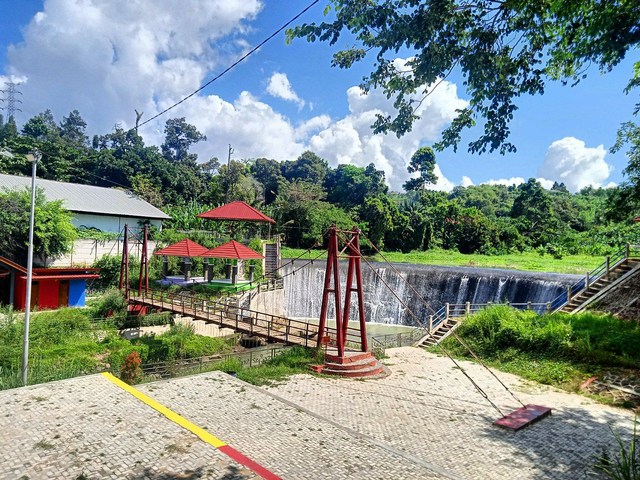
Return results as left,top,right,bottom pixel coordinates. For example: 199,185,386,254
321,363,385,377
324,348,373,364
321,357,378,371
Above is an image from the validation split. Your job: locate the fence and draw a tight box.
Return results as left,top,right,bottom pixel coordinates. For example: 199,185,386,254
370,330,420,356
135,344,291,382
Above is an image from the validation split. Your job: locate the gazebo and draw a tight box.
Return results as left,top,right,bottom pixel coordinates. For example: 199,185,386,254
197,201,275,224
202,240,264,291
153,239,210,286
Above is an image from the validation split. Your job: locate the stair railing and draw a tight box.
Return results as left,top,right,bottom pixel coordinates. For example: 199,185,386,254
549,243,637,313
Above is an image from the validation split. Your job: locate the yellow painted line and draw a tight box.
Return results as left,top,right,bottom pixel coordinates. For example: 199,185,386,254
100,372,227,448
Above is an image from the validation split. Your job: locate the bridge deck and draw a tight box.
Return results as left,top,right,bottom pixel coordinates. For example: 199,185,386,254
130,292,316,348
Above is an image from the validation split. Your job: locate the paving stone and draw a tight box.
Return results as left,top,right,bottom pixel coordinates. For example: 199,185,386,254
265,347,636,479
0,375,257,479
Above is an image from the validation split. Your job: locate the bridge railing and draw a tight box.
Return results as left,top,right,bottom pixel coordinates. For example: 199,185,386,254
133,288,323,348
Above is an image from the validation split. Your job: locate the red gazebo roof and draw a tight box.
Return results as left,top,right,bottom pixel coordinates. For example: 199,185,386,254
197,201,275,224
153,239,209,257
203,240,264,260
634,216,640,222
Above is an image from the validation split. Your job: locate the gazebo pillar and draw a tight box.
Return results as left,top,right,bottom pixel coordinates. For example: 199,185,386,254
225,262,232,279
183,257,191,281
232,264,238,285
162,256,168,278
249,263,255,282
207,259,214,282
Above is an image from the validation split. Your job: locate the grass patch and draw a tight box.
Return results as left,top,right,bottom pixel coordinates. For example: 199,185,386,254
282,247,601,275
431,306,640,398
235,346,318,386
0,309,234,390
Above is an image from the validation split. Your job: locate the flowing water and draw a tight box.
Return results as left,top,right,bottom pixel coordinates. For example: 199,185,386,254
283,259,580,326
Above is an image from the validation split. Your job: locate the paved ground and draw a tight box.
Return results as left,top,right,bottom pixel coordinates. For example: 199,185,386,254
0,347,635,479
0,375,259,480
266,347,636,479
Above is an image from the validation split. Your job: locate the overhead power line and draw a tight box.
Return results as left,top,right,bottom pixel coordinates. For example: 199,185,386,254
137,0,321,129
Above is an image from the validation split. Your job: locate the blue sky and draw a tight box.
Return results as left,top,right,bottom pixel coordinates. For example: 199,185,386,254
0,0,638,192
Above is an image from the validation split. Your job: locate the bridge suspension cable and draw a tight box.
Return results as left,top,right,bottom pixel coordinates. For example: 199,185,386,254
357,252,506,416
360,231,526,409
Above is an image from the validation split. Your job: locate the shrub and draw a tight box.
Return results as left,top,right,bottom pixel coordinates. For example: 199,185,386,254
92,289,127,318
120,351,143,385
92,255,140,292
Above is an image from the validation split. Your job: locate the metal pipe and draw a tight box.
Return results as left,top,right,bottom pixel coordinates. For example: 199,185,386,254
22,149,40,385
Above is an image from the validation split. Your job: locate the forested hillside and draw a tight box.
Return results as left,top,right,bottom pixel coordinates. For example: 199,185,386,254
1,110,639,257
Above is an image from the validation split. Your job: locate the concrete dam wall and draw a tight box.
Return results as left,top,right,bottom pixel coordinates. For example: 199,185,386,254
282,259,580,326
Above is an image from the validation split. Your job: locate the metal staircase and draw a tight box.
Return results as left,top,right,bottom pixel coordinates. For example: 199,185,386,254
561,259,640,314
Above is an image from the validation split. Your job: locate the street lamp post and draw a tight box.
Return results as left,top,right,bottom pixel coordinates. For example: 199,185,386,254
21,147,41,385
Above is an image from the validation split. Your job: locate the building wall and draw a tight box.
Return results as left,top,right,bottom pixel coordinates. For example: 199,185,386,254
47,239,159,267
38,280,59,310
249,289,284,318
71,213,164,234
69,279,86,307
12,277,87,310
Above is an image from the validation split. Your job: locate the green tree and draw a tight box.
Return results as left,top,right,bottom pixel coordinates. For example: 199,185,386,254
288,1,640,154
359,194,393,248
0,116,18,142
217,160,249,202
59,110,88,147
161,117,206,163
325,163,388,208
606,122,640,222
250,158,284,204
22,116,49,140
0,188,76,264
273,180,353,248
403,147,437,193
282,151,328,185
511,179,556,245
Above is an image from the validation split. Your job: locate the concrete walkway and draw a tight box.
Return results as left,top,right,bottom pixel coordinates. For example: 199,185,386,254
0,347,635,479
266,347,636,479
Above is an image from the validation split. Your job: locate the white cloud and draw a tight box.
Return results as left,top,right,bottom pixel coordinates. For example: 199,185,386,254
461,176,474,187
483,177,526,187
5,0,263,132
538,137,612,192
308,68,468,190
266,72,305,109
482,177,554,189
5,6,468,192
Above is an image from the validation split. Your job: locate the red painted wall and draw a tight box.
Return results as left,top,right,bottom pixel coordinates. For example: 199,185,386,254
14,277,26,310
38,279,59,310
13,278,59,310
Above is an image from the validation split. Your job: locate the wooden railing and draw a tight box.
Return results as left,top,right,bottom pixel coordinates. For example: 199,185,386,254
131,288,362,349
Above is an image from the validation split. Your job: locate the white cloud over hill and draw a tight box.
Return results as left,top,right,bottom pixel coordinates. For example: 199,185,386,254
538,137,612,192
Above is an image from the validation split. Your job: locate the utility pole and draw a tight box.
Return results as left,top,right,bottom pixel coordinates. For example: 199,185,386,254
225,143,234,203
0,82,23,120
22,147,41,386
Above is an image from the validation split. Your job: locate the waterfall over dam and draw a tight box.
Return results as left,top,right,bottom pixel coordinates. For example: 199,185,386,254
282,259,580,326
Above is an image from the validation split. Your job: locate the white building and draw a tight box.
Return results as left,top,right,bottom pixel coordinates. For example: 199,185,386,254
0,173,170,233
0,174,170,266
